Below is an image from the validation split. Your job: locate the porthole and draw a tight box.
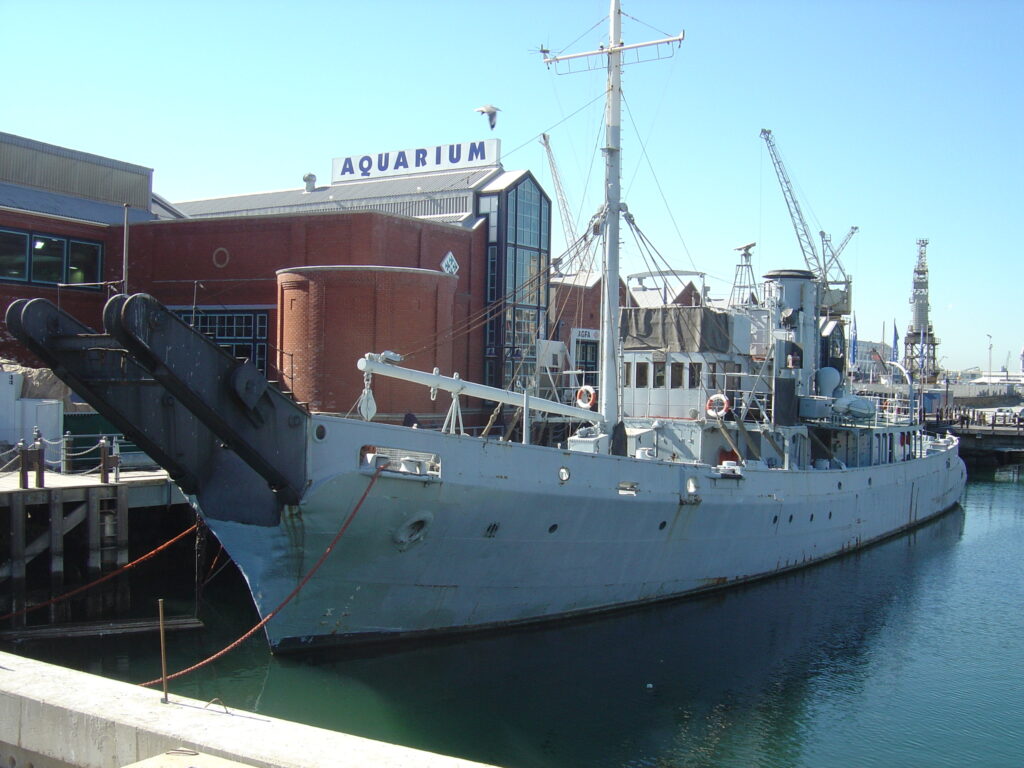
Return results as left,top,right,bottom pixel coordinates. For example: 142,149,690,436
838,481,843,490
810,513,814,522
558,466,570,483
315,424,326,440
788,514,793,523
868,477,872,486
772,515,778,524
548,524,558,534
828,511,832,519
659,520,667,530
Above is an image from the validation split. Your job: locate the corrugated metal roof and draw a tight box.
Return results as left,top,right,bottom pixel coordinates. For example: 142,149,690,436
176,166,504,219
0,132,152,210
0,181,155,226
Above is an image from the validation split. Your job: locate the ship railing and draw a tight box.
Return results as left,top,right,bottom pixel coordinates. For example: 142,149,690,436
800,392,918,429
700,370,775,424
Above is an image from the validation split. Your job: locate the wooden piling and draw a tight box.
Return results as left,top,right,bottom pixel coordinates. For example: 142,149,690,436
9,494,26,628
116,484,130,612
86,487,102,619
48,491,67,623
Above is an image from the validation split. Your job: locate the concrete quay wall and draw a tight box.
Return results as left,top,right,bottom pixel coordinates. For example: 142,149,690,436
0,651,496,768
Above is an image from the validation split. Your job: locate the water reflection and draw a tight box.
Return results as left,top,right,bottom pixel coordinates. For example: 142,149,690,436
259,507,966,767
5,507,967,768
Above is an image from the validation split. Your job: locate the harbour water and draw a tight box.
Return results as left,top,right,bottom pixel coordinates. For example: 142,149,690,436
5,475,1024,768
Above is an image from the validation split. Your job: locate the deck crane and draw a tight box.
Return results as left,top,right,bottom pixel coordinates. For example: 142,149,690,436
760,129,855,317
539,133,584,274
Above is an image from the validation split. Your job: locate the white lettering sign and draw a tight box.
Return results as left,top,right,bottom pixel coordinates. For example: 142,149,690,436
332,140,500,183
572,328,601,341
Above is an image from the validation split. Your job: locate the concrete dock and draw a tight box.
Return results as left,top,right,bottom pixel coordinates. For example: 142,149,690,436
0,650,496,768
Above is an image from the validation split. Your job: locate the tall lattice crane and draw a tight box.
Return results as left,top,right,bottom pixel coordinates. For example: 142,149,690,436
539,133,582,274
760,129,855,316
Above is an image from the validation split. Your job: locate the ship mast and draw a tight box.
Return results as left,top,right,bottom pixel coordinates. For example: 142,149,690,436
543,1,684,430
601,2,624,425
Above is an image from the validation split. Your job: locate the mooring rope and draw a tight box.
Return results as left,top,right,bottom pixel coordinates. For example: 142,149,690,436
0,523,198,623
139,463,388,688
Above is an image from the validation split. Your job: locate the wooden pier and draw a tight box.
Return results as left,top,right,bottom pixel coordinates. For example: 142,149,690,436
1,464,194,639
931,421,1024,467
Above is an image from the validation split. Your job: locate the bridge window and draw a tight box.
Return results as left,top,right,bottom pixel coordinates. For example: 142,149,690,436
688,362,702,389
653,361,666,388
671,363,685,389
636,362,649,388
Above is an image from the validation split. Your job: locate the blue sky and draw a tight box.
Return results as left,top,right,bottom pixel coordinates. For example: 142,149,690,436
4,0,1021,372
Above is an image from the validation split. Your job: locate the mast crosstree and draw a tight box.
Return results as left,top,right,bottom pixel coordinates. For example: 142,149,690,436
542,0,684,429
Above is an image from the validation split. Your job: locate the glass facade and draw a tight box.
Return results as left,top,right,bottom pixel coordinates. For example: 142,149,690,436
481,176,550,389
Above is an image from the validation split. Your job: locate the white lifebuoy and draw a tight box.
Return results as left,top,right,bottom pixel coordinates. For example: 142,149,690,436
576,384,597,409
706,393,730,419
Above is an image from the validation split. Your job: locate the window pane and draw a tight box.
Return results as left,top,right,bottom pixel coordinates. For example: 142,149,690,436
31,235,65,283
623,362,632,387
636,362,649,388
0,230,28,280
671,362,685,388
688,362,702,389
653,362,666,388
541,198,550,251
68,241,101,285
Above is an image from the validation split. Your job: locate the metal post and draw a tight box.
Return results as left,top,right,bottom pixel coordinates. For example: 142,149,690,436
522,390,530,445
99,437,109,484
122,203,130,293
17,440,27,489
62,431,71,474
158,598,169,703
33,439,44,488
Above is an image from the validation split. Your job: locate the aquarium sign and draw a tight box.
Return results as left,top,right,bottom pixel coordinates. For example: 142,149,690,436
332,140,500,182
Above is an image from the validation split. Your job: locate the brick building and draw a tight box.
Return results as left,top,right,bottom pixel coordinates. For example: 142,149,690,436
0,132,560,425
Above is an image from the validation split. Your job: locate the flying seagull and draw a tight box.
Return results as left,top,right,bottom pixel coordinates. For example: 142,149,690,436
475,104,500,130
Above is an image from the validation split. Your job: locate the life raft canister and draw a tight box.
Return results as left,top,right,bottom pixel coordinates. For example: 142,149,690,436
706,393,730,419
576,384,597,409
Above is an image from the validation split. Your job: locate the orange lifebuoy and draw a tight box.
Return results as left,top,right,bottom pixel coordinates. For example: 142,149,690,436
575,385,597,409
706,393,730,418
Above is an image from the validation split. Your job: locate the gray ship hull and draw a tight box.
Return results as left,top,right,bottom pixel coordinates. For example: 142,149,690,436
204,415,966,651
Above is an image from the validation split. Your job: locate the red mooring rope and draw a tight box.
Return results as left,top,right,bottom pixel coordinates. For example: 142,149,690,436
139,464,388,688
0,523,199,623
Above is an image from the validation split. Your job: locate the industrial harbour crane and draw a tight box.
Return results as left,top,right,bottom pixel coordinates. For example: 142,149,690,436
540,133,583,273
760,129,855,317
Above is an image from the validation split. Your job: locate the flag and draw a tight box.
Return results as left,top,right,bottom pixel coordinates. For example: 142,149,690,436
892,321,899,362
850,314,858,365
